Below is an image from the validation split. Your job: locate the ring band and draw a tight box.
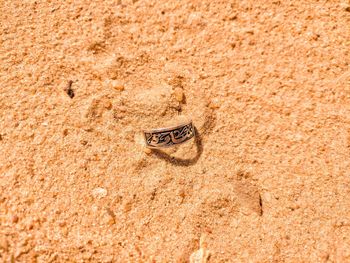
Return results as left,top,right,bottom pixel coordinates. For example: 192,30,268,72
143,121,195,148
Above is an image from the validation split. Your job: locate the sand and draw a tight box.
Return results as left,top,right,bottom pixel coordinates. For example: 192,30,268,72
1,0,350,262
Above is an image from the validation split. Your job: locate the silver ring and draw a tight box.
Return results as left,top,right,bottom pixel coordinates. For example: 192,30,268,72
143,121,195,148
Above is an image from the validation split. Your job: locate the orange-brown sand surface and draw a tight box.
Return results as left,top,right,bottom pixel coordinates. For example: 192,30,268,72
1,0,350,262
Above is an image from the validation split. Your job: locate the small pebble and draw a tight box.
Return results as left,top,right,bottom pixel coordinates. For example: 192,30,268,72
12,215,19,223
309,32,320,41
208,98,220,109
92,187,107,199
110,80,125,91
173,87,184,102
104,100,112,110
144,147,152,154
107,216,115,225
64,80,75,99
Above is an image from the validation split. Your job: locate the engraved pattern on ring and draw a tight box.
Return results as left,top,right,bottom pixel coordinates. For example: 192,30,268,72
144,122,195,148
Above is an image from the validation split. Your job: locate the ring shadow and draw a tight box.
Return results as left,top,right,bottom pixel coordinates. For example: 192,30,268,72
151,127,203,166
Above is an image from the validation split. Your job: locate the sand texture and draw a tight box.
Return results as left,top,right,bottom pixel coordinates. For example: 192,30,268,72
1,0,350,262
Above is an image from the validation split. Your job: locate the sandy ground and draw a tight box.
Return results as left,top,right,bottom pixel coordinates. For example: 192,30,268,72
1,0,350,262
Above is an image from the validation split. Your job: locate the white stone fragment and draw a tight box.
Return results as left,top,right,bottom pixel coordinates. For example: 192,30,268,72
92,187,107,199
